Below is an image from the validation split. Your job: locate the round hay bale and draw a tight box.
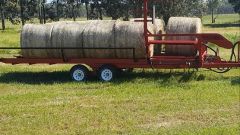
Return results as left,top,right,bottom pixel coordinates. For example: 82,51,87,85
21,23,55,58
21,20,156,59
52,21,89,58
82,20,116,58
115,21,155,58
130,18,165,55
165,17,202,56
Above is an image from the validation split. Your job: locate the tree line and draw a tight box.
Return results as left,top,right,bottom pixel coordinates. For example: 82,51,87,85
0,0,239,30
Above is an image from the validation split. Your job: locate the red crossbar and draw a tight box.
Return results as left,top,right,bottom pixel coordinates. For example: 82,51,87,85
148,40,198,45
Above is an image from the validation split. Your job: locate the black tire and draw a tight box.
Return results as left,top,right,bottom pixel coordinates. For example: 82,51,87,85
98,65,116,82
70,65,89,82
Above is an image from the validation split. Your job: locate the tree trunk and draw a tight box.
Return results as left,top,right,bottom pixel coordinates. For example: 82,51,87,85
38,0,43,24
72,3,76,21
211,8,214,23
0,4,5,30
43,3,46,24
20,1,25,26
99,9,103,20
85,3,89,20
76,0,80,18
96,2,103,20
56,0,59,21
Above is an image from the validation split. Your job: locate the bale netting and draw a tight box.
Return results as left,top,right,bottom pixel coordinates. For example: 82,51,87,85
21,20,155,59
165,17,202,56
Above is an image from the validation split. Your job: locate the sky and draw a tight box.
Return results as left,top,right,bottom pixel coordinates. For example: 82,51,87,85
46,0,53,3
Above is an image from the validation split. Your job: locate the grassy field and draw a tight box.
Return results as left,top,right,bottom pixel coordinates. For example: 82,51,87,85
0,14,240,135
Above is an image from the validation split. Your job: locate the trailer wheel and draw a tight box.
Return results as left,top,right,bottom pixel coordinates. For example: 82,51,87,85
98,65,116,82
70,65,89,82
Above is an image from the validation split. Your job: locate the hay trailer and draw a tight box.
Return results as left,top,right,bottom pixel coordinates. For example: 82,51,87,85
0,0,240,82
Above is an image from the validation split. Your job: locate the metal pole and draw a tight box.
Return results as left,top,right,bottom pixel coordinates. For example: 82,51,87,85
152,5,156,25
144,0,150,58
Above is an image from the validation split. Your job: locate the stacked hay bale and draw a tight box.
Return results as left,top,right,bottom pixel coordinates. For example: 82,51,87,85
21,17,201,59
21,20,156,59
165,17,202,56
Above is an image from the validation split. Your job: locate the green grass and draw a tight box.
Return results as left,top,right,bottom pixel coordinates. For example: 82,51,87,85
0,14,240,135
203,14,240,25
202,14,240,43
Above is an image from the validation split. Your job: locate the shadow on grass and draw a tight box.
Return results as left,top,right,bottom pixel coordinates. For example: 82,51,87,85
204,23,240,28
231,77,240,85
0,70,202,84
0,70,236,85
0,71,72,84
113,71,207,84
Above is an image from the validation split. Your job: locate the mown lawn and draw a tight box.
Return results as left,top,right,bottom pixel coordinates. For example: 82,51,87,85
0,14,240,135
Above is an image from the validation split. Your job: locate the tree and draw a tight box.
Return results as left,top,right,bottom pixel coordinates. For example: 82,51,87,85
217,0,235,14
38,0,47,24
129,0,143,18
88,0,103,20
19,0,26,26
4,0,20,25
0,0,6,30
228,0,240,14
101,0,205,23
155,0,205,23
85,0,89,20
56,0,59,21
67,0,76,21
45,2,58,21
102,0,124,20
207,0,220,23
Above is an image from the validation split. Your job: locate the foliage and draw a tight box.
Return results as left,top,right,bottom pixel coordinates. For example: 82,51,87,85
228,0,240,14
101,0,124,20
3,0,20,24
0,0,238,27
154,0,206,23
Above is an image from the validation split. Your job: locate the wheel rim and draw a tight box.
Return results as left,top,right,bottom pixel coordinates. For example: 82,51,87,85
101,69,113,81
73,69,85,81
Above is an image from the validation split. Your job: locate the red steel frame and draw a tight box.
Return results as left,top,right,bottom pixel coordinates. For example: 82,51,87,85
0,0,240,71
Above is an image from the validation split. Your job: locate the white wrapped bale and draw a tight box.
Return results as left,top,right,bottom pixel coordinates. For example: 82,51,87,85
165,17,202,56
